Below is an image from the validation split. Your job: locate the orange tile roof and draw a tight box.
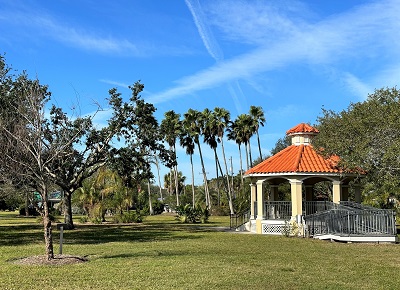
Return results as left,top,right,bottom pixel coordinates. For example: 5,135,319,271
245,144,341,175
286,123,319,135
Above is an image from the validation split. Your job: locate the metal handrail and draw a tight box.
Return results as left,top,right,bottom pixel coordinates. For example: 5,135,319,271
305,205,396,237
230,211,250,229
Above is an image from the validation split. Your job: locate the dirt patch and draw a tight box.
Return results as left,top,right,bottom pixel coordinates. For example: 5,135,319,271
10,254,88,266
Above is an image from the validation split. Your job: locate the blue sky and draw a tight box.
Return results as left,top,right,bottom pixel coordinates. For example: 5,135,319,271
1,0,399,185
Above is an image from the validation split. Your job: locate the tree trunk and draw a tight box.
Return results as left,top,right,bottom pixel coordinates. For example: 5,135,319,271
256,129,262,160
215,153,234,215
174,166,180,207
220,138,234,214
244,141,250,170
197,141,210,209
25,192,30,217
238,144,244,188
147,180,153,215
63,192,75,229
190,154,195,206
155,157,163,201
41,187,54,260
248,140,253,168
214,150,220,206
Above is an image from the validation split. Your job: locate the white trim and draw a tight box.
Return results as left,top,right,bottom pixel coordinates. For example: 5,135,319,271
314,234,398,243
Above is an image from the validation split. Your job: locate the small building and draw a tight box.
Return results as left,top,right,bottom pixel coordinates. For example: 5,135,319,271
242,123,397,243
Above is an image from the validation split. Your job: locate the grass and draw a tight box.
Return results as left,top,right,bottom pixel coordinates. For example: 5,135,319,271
1,211,400,290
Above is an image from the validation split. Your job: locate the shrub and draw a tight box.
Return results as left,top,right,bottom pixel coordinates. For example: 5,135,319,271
19,205,40,216
113,211,143,223
176,204,209,224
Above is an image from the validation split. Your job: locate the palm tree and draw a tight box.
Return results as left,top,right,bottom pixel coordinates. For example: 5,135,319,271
213,107,234,214
236,113,254,169
179,129,196,206
160,110,182,207
249,105,266,160
202,108,222,207
183,109,211,209
227,118,245,188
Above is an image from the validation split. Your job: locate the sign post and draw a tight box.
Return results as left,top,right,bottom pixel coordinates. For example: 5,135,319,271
56,223,67,255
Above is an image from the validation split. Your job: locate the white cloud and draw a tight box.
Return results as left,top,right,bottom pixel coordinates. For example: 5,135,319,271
185,0,223,61
342,73,372,101
100,79,130,89
148,0,400,104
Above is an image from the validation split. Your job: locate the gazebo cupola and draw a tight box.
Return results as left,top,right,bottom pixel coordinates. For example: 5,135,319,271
286,123,319,146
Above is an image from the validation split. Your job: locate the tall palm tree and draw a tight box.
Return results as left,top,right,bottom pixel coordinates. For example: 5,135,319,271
213,107,234,214
227,118,245,188
160,110,182,207
249,105,266,160
202,108,222,207
236,113,254,169
183,109,211,209
179,130,196,206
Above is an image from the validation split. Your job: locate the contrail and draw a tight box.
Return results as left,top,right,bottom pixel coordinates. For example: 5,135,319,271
184,0,223,62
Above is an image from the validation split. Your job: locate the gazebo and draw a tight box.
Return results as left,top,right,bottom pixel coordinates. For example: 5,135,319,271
242,123,397,242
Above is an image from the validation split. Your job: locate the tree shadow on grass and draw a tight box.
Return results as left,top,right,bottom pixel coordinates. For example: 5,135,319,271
64,223,203,245
0,221,207,247
0,213,231,247
99,249,187,260
0,224,43,246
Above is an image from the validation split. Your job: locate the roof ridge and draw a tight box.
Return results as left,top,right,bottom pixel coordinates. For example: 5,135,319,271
292,144,304,172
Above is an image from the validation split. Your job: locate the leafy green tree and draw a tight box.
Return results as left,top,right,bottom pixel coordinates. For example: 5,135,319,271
314,87,400,207
270,135,291,155
108,82,172,217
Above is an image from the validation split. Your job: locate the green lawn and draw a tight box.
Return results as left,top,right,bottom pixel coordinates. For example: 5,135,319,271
1,211,400,290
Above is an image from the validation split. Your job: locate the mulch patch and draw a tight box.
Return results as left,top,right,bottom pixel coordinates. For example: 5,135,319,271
10,254,88,266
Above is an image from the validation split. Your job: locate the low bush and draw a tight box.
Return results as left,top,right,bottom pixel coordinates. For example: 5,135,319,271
113,210,143,223
176,204,209,223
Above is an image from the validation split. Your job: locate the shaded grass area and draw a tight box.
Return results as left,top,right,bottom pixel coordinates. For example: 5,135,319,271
1,211,400,289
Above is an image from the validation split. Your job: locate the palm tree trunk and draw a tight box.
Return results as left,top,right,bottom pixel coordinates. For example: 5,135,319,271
155,157,163,201
215,154,234,215
220,138,234,211
173,145,180,207
248,140,253,168
174,166,180,207
256,129,262,160
238,144,244,188
197,141,210,209
190,154,195,206
214,150,221,206
244,141,250,170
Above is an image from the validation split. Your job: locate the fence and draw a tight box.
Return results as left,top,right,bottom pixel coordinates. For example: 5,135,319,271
305,203,396,237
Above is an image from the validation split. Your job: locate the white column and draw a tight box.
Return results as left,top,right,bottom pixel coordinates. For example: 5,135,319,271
250,183,257,219
256,180,265,219
290,180,303,219
332,180,342,204
256,180,265,234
